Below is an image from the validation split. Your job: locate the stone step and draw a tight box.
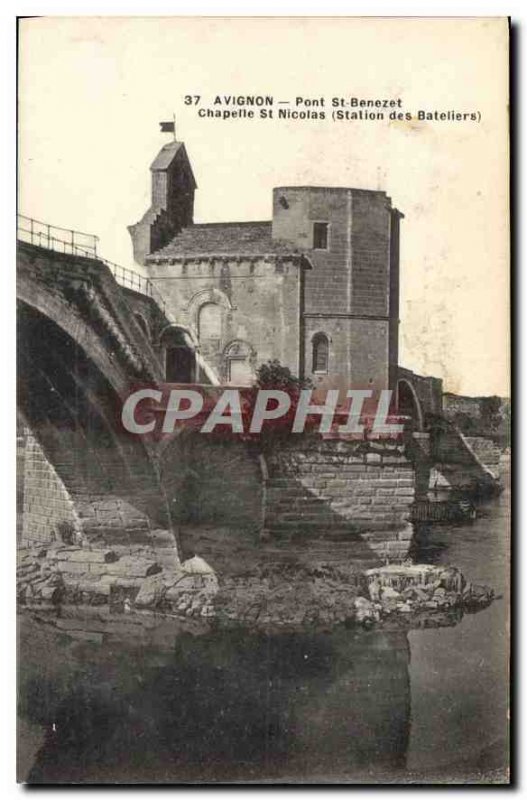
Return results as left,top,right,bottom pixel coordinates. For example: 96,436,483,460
266,520,359,533
266,485,331,495
266,495,334,506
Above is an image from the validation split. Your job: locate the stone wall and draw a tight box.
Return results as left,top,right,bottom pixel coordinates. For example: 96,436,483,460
463,436,502,480
272,186,398,390
272,187,393,318
442,393,510,446
160,434,263,533
442,393,484,419
264,435,415,560
19,424,82,547
120,287,169,345
143,257,302,382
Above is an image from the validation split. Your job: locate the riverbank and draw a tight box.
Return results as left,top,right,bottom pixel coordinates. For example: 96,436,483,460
18,552,494,639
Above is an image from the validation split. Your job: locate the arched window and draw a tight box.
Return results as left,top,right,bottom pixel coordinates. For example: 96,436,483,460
198,302,222,343
312,333,329,373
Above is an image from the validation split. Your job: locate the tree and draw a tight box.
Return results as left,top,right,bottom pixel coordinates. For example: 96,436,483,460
479,396,502,435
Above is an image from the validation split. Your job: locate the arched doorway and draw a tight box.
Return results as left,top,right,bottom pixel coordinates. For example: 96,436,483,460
160,326,196,383
397,379,424,431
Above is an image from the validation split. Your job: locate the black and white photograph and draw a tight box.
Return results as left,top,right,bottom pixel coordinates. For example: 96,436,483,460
14,15,510,785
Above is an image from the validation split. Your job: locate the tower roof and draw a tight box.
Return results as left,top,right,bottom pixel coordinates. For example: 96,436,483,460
149,141,197,187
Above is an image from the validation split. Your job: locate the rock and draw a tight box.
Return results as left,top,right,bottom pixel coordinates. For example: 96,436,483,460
354,596,379,624
381,586,401,600
355,596,373,609
105,557,159,579
424,600,439,609
181,556,215,575
134,574,167,608
201,574,219,592
40,585,63,603
368,578,381,602
398,603,413,613
465,583,494,606
167,574,200,593
176,597,191,612
59,549,116,564
414,588,429,602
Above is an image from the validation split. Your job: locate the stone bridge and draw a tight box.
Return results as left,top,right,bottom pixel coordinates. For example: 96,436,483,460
17,218,204,555
396,366,502,498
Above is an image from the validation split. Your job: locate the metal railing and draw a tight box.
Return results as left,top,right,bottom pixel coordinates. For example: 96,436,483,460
17,213,167,317
105,260,168,316
17,214,98,259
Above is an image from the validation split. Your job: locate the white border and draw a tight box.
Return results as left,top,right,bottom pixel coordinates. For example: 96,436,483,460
1,3,520,797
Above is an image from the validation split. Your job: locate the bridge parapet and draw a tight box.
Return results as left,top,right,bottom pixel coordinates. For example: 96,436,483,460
17,213,168,317
17,239,167,392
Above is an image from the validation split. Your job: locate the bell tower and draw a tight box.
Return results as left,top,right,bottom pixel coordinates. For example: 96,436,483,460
128,141,197,266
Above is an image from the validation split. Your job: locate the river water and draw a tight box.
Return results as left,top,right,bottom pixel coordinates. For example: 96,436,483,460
17,470,509,784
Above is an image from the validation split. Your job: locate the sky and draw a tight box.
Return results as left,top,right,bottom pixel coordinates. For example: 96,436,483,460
18,16,510,397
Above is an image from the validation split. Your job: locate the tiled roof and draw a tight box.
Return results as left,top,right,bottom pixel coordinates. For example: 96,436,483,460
148,221,304,260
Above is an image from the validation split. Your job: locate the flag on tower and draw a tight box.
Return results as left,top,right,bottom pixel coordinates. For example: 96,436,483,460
159,121,175,133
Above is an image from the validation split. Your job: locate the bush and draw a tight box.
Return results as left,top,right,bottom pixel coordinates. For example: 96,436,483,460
256,359,312,391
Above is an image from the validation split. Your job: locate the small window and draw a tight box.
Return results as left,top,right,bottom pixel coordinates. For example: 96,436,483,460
313,222,329,250
224,340,254,386
312,333,329,373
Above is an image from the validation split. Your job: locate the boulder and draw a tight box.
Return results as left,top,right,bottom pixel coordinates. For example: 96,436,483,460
134,574,167,608
181,556,215,575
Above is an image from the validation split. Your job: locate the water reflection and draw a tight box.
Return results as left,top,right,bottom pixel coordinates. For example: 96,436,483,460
19,621,411,783
406,476,510,781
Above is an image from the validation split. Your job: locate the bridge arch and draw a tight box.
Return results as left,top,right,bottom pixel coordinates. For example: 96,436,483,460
17,270,132,399
17,299,171,547
397,378,425,431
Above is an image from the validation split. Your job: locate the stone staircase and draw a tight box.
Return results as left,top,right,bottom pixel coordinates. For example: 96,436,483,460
264,475,361,540
261,439,415,563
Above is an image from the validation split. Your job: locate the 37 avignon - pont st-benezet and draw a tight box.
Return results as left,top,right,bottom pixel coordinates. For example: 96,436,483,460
185,95,404,108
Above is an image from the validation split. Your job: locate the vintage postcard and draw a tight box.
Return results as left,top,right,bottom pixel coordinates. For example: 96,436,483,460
16,16,510,784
